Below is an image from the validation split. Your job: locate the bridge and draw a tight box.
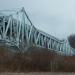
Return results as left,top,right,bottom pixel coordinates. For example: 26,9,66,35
0,7,75,56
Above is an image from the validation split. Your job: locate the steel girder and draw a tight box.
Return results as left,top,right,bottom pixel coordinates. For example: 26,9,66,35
0,7,75,56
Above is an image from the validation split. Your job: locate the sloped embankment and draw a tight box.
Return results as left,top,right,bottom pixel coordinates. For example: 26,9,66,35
0,45,75,72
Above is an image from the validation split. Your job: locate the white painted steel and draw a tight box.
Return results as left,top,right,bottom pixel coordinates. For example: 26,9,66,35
0,7,75,56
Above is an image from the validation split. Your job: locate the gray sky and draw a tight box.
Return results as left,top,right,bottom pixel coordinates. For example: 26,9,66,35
0,0,75,39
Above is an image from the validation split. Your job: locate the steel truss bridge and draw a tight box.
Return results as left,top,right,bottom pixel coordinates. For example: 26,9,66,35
0,7,75,56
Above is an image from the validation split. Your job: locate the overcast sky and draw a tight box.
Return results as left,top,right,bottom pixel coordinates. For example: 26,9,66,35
0,0,75,39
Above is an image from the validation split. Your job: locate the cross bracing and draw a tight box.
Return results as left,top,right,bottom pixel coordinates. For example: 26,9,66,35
0,7,75,56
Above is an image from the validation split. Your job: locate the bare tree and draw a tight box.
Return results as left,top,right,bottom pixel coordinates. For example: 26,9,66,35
68,34,75,49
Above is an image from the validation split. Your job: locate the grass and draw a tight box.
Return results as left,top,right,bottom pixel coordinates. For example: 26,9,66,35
0,45,75,72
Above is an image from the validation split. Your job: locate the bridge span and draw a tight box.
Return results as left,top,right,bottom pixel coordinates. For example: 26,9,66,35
0,7,75,56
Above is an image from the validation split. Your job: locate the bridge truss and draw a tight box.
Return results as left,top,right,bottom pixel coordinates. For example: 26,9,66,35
0,7,75,56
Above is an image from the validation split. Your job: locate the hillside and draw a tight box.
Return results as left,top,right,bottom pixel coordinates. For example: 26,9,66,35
0,44,75,72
